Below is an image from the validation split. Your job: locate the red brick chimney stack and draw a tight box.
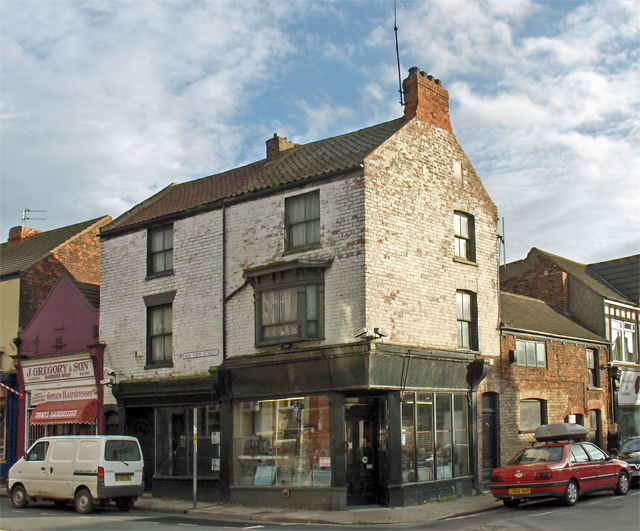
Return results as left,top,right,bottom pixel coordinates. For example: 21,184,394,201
266,133,296,161
8,226,42,246
402,67,452,133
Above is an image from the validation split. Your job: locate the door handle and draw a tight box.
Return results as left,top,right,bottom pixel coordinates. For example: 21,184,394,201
50,468,53,473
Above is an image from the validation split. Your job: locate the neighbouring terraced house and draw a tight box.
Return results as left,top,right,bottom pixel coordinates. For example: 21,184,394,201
99,68,501,509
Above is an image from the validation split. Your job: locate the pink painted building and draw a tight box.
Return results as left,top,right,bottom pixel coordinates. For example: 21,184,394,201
14,275,105,455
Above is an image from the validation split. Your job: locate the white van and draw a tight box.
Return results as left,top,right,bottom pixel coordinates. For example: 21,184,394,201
7,435,144,513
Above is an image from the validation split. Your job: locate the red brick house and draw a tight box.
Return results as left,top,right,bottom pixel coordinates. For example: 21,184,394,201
500,248,640,443
479,291,609,487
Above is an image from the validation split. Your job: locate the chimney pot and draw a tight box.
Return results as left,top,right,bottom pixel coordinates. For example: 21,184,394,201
402,67,452,132
8,226,41,246
266,134,296,161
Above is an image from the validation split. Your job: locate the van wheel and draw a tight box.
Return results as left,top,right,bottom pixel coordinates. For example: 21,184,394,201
11,485,29,509
115,497,134,512
561,480,579,506
74,488,94,514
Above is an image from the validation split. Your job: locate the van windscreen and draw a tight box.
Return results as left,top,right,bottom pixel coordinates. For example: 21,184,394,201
105,440,141,462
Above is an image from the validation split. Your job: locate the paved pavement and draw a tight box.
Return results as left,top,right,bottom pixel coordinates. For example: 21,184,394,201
132,491,502,525
2,482,502,525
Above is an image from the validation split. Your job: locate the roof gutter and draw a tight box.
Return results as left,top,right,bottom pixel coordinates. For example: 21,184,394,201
500,325,609,346
100,164,365,241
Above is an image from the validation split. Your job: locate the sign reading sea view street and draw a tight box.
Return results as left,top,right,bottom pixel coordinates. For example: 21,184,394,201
183,349,219,360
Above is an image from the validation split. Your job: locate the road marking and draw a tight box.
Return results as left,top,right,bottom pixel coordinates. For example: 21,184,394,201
177,524,199,528
532,511,554,517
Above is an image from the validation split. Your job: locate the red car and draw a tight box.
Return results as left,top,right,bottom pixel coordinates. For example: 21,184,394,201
491,423,631,508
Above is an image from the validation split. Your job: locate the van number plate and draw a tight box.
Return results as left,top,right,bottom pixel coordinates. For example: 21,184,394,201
508,488,530,495
116,475,132,482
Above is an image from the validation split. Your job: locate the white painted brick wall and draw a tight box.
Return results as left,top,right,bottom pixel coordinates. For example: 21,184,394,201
100,119,501,404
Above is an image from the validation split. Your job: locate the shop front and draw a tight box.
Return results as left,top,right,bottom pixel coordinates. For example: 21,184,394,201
112,376,220,498
221,341,485,510
16,353,101,454
615,366,640,440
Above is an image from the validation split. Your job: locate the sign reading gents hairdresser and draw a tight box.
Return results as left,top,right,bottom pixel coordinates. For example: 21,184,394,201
23,358,94,384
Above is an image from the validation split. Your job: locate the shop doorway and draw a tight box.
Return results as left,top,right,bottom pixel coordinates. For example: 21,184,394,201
345,397,385,506
481,393,498,489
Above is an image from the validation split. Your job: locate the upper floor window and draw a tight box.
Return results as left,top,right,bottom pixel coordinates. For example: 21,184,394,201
520,399,547,432
456,290,478,351
610,319,636,363
285,191,320,252
148,225,173,277
515,340,546,368
244,259,331,346
454,212,475,262
586,349,600,387
147,304,173,367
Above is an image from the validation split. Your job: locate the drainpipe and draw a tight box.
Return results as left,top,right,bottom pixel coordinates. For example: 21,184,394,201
222,203,227,362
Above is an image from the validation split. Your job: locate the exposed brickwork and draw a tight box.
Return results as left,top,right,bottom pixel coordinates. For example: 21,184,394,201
266,134,296,161
500,255,570,313
8,226,41,246
18,220,107,329
364,118,500,353
480,335,610,471
402,67,452,133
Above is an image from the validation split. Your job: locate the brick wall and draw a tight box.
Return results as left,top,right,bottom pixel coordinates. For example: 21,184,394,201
364,117,501,355
19,220,108,329
480,334,609,469
500,254,570,313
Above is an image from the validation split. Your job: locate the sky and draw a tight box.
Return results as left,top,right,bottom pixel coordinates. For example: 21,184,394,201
1,0,639,264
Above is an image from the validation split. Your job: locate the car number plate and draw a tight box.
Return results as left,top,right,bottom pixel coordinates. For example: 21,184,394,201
508,488,531,495
631,470,640,476
116,475,132,482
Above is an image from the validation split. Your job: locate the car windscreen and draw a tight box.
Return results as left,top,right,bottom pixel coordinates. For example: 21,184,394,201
508,446,564,465
619,439,640,454
105,440,141,462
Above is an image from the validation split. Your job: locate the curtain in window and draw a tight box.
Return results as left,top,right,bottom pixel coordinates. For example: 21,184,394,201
262,288,297,338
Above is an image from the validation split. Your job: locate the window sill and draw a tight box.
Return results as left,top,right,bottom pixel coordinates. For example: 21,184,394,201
453,257,478,267
518,430,536,435
283,242,322,256
587,386,603,391
146,270,174,281
257,336,325,348
144,361,174,370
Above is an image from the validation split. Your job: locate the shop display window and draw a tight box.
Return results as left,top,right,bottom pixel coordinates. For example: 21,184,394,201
232,395,331,487
155,405,220,478
402,392,469,484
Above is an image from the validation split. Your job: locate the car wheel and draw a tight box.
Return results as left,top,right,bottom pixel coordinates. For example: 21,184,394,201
115,497,135,512
561,479,579,506
53,500,68,508
614,471,630,496
503,499,520,508
74,488,94,514
11,485,29,509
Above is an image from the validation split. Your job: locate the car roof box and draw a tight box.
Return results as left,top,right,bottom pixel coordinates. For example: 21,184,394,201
535,423,588,442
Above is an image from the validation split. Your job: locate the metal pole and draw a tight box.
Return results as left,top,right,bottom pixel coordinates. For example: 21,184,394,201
193,407,198,509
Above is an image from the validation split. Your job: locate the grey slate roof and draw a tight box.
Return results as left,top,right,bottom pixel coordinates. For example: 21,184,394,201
536,249,634,305
500,291,607,343
74,281,100,309
102,118,406,235
589,255,640,305
0,217,110,279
